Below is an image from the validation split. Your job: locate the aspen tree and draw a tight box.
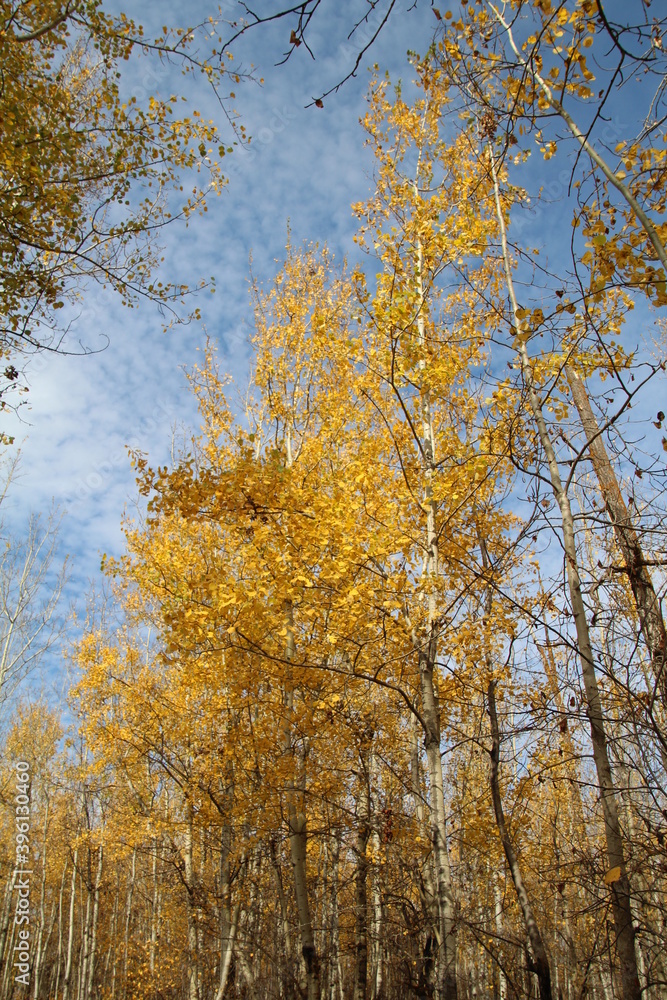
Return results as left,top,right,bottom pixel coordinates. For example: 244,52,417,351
353,57,519,997
434,0,667,720
486,140,641,1000
94,248,375,996
0,506,66,710
0,0,250,411
477,533,554,1000
59,25,667,995
565,367,667,740
32,798,51,1000
61,840,79,1000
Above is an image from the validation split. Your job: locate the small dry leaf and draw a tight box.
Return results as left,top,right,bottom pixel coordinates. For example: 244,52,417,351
603,866,621,885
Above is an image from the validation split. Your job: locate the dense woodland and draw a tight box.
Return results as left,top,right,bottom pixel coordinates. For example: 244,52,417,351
1,2,667,1000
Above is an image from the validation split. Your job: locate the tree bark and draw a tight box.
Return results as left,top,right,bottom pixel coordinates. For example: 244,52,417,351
107,873,119,1000
419,652,458,1000
62,844,79,1000
53,858,68,1000
149,837,160,979
79,864,92,1000
328,833,345,1000
214,815,240,1000
85,842,103,1000
269,837,295,1000
284,599,321,1000
369,754,384,1000
32,799,50,1000
353,746,371,1000
122,846,136,1000
489,144,641,1000
566,365,667,725
214,901,240,1000
492,873,507,1000
487,678,553,1000
413,222,458,1000
183,796,199,1000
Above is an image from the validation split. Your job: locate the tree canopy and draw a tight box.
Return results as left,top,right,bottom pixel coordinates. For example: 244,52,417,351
0,0,247,429
1,3,667,1000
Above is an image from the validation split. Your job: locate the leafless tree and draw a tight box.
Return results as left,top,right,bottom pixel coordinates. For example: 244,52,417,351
0,454,68,711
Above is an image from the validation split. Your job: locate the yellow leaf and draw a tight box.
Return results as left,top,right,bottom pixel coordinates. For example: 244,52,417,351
603,866,621,885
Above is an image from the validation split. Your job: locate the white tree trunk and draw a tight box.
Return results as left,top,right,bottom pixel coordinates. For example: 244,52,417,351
283,599,320,1000
183,797,199,1000
62,844,79,1000
122,846,136,1000
413,228,458,1000
489,143,641,1000
84,843,103,1000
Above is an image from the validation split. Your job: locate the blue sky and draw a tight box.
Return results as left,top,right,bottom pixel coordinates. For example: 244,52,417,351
1,1,440,705
2,1,666,710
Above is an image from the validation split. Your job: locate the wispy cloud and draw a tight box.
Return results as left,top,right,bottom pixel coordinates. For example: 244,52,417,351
2,2,439,700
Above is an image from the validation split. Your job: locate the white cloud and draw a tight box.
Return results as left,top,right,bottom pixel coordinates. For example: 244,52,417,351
1,2,441,700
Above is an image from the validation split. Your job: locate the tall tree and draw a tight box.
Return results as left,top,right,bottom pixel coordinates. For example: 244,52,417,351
0,455,66,709
0,0,246,420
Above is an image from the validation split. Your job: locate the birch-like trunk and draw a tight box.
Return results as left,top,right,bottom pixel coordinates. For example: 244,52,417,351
78,869,92,1000
409,702,439,994
84,843,103,1000
419,656,458,1000
287,759,318,999
413,225,458,1000
183,797,199,1000
214,817,240,1000
353,746,371,1000
214,902,240,1000
487,677,553,1000
478,537,553,999
62,844,79,1000
489,144,641,1000
283,598,320,1000
369,756,384,1000
493,874,507,1000
534,630,587,834
53,858,68,1000
149,838,160,978
106,873,119,1000
328,833,345,1000
566,366,667,739
269,837,295,1000
31,800,50,1000
35,897,58,1000
122,846,136,1000
370,853,383,1000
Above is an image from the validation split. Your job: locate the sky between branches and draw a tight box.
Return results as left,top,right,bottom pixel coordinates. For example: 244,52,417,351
2,0,665,705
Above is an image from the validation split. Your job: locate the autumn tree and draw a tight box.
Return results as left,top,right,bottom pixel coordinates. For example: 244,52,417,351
17,17,667,1000
424,6,667,993
0,0,248,425
0,454,67,711
355,29,666,997
435,0,667,722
